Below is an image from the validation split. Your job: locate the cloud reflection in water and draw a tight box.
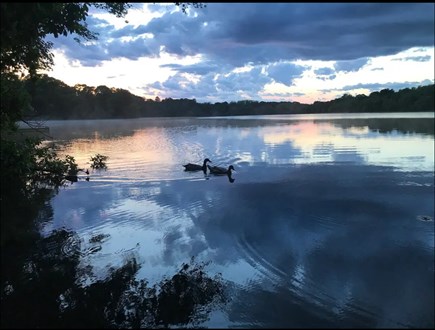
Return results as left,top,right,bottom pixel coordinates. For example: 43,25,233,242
43,114,434,328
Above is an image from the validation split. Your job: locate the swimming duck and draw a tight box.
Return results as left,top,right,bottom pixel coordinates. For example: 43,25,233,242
207,164,235,176
183,158,212,173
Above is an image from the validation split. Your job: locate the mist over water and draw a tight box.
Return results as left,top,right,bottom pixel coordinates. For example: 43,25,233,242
38,113,434,328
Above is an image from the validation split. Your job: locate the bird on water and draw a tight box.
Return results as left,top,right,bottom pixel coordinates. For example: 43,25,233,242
183,158,212,173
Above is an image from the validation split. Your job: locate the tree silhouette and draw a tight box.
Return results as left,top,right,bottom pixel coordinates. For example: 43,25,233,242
1,228,227,328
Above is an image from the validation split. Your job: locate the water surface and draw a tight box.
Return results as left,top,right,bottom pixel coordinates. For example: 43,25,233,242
39,112,435,328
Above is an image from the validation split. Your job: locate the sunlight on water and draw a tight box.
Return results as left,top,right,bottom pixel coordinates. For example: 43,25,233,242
39,113,434,328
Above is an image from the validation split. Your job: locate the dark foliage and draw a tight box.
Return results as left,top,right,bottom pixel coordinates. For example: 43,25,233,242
21,75,434,120
1,3,131,75
1,225,227,328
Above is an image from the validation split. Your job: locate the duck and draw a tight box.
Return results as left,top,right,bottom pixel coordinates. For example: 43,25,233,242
182,158,212,173
207,164,235,176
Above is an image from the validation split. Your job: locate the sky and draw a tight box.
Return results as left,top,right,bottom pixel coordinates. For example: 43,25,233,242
43,3,435,104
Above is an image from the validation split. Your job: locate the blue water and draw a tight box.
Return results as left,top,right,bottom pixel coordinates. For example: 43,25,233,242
39,112,434,328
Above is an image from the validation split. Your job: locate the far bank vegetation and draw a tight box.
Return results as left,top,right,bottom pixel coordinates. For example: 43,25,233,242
23,75,434,120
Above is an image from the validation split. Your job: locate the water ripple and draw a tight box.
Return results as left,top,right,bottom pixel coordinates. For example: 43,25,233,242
236,234,287,282
60,232,82,257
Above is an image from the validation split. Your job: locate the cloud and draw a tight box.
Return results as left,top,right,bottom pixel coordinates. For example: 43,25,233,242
216,67,271,93
45,35,109,66
266,62,305,85
148,66,273,101
342,79,435,92
50,3,434,67
160,62,220,75
334,58,370,72
314,67,335,75
106,38,155,60
314,67,337,81
199,3,434,62
44,3,434,103
394,55,432,62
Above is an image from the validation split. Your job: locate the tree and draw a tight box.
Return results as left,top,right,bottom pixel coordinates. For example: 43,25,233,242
1,3,133,188
1,3,204,128
1,3,131,75
0,3,133,240
175,2,206,14
1,3,130,132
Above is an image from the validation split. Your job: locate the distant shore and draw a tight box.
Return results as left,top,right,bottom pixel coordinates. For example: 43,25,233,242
21,75,434,120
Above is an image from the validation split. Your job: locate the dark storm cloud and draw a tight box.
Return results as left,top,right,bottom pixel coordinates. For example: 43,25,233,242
51,3,434,67
197,3,434,62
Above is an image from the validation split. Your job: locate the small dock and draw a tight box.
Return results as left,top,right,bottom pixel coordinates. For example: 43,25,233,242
2,126,51,141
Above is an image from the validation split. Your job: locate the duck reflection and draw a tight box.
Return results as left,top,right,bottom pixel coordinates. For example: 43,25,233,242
206,164,236,183
207,164,235,176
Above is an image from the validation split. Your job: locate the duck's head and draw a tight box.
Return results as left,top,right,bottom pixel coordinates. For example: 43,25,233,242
228,165,235,171
204,158,212,164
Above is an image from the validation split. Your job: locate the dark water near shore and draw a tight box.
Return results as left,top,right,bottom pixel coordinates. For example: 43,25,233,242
5,113,435,328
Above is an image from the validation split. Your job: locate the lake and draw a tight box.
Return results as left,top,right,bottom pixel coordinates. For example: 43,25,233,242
27,113,435,327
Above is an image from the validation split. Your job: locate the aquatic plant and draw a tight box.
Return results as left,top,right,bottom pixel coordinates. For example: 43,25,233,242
90,153,108,170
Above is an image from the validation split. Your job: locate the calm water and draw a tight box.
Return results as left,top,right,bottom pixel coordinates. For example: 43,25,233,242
39,113,434,328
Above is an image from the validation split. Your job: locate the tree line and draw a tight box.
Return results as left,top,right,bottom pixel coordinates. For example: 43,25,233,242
23,74,434,120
